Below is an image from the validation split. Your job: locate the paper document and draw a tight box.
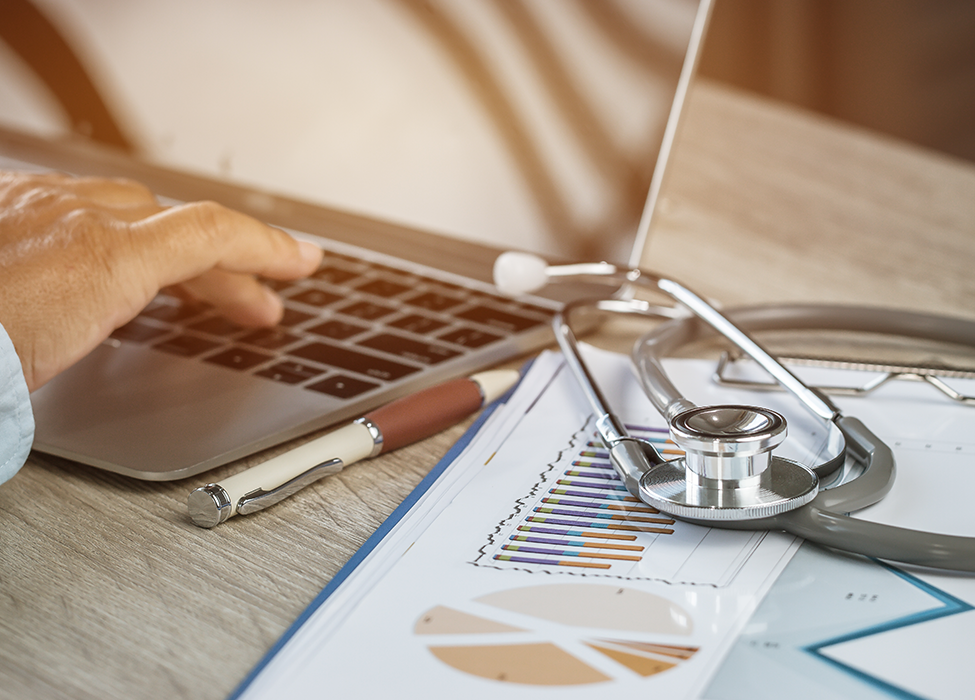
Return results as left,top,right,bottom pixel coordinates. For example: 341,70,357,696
234,347,975,700
235,348,802,699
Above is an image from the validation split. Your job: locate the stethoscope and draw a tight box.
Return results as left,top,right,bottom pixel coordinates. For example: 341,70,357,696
493,252,975,573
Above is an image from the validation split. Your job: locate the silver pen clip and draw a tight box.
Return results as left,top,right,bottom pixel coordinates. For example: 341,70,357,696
236,457,345,516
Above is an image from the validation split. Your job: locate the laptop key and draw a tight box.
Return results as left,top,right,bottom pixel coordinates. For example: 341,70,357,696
205,346,273,371
403,291,463,312
142,299,210,324
154,334,222,357
255,360,324,384
189,316,243,337
456,305,542,333
312,266,360,285
356,278,411,298
387,314,448,335
358,333,460,365
438,326,502,348
336,300,396,321
290,341,419,381
111,319,168,343
307,319,368,340
278,307,315,327
289,288,343,308
306,374,379,399
238,328,300,350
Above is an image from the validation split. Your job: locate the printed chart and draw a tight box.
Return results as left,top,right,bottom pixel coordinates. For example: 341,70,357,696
474,423,768,585
414,584,698,686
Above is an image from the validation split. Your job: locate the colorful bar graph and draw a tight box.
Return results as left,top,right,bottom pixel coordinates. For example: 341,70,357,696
516,524,637,541
509,534,643,552
538,499,660,514
501,543,642,562
493,554,611,570
527,515,675,535
548,488,638,501
484,425,683,575
534,506,675,525
556,478,628,491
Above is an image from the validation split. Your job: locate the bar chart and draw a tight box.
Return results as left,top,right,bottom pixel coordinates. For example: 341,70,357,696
474,423,769,585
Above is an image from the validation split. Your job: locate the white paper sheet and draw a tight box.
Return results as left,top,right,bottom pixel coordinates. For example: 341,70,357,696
235,349,804,699
234,348,975,700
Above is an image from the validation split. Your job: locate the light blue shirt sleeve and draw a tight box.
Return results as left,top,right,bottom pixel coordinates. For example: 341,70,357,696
0,321,33,484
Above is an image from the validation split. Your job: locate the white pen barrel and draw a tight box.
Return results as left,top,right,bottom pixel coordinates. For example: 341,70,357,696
189,370,520,528
220,422,377,516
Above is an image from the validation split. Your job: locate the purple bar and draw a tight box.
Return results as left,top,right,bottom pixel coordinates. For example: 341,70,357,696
549,489,637,501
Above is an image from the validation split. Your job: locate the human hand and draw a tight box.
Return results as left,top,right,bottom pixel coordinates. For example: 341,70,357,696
0,171,323,391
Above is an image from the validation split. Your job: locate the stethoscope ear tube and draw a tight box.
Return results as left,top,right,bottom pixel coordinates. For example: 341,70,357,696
818,415,895,513
773,507,975,572
684,501,975,572
775,415,975,572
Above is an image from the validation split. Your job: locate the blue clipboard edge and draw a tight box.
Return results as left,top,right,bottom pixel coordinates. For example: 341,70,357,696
228,360,533,700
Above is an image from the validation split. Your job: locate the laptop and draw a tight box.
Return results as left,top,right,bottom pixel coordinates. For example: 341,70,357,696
1,0,712,480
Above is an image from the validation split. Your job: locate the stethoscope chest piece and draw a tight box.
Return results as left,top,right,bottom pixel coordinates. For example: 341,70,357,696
639,405,819,521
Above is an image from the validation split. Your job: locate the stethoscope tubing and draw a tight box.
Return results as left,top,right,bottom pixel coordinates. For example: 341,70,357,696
554,295,975,572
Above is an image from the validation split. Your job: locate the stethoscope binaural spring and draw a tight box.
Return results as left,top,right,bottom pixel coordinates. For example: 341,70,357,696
493,251,975,573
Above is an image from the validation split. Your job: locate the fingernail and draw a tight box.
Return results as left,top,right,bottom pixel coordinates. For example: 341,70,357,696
297,239,323,265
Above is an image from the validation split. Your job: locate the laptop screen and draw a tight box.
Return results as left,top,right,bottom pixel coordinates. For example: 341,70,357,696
1,0,709,267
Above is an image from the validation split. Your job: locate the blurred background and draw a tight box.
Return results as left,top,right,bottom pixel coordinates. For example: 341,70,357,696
4,0,972,163
1,0,972,256
700,0,975,163
0,0,705,262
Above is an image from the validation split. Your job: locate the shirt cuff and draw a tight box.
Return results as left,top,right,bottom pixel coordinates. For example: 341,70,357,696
0,322,34,485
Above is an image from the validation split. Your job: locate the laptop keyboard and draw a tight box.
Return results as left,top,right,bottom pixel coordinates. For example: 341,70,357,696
110,250,553,400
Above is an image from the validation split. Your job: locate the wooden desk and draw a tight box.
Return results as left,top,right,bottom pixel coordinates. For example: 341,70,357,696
2,80,973,700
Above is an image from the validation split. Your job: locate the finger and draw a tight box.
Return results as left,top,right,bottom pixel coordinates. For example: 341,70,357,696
133,201,323,286
176,270,284,327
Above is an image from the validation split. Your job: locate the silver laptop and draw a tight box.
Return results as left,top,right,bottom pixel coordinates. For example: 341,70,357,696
2,0,712,480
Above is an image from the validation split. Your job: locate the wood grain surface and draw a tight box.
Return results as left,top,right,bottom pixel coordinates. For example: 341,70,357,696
1,79,973,700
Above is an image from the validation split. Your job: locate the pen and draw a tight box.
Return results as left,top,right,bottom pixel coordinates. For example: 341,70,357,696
187,369,520,528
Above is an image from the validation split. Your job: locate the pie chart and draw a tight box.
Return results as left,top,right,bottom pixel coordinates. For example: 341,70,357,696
414,583,698,686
